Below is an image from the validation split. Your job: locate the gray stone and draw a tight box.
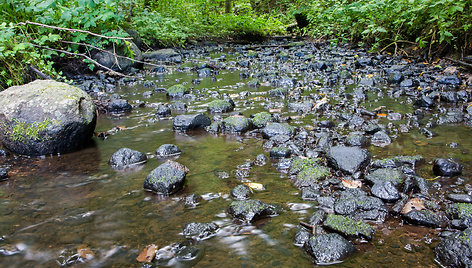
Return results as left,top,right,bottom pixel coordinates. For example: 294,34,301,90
435,228,472,268
156,144,181,158
303,233,356,264
109,148,147,169
144,161,189,195
173,114,211,131
326,146,371,174
227,199,278,223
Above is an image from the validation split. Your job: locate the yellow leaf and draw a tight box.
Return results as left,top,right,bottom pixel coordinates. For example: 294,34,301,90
376,113,387,117
401,198,425,214
244,182,265,191
136,244,158,263
367,74,374,78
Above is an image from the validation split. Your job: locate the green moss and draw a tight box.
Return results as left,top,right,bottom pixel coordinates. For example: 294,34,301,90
290,157,321,175
208,100,233,113
222,116,250,132
296,166,330,186
167,84,188,96
252,112,272,128
6,118,54,142
455,203,472,220
324,214,374,238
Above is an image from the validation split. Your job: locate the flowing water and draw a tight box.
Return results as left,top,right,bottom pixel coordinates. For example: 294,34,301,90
1,44,471,267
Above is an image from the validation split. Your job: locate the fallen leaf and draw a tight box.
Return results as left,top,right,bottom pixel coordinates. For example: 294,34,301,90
77,246,94,260
136,244,158,263
244,182,265,191
401,198,425,214
342,179,362,189
367,74,374,78
376,113,387,117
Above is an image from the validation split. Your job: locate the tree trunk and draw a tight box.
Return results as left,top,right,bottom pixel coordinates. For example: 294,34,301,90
225,0,232,13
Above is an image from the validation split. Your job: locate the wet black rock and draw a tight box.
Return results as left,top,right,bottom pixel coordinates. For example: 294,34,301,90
436,75,461,86
414,96,435,108
400,79,419,88
387,72,404,84
323,214,375,240
173,114,211,131
346,133,369,147
170,101,188,112
185,194,201,207
221,116,252,133
262,123,295,139
364,122,382,134
448,194,472,203
227,199,278,223
371,131,391,147
0,168,7,181
166,84,189,99
371,181,400,202
433,158,463,177
144,161,189,195
447,203,472,229
108,99,132,113
318,120,335,129
156,105,171,117
143,49,181,63
326,146,371,175
303,233,356,264
231,185,252,200
371,155,424,169
334,189,388,221
270,146,291,158
403,209,443,228
207,99,234,113
156,144,181,158
308,210,327,226
294,228,311,246
94,41,143,71
301,187,321,200
109,148,147,169
183,222,219,240
366,168,405,186
435,228,472,268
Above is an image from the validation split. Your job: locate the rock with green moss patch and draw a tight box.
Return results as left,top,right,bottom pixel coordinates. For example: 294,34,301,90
323,214,375,240
270,146,291,158
448,203,472,228
207,99,234,113
294,166,330,188
435,228,472,267
289,157,321,175
252,112,272,128
262,123,295,139
246,78,260,88
221,116,252,133
166,84,189,98
144,161,189,195
227,199,278,223
365,168,405,186
403,209,443,228
334,188,387,222
0,80,96,156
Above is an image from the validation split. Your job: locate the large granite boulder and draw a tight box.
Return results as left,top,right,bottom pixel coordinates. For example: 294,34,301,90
0,80,96,156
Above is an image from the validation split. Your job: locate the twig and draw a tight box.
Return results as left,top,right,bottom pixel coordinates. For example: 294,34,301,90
380,40,418,54
19,21,132,40
445,57,472,69
28,64,52,79
32,44,133,77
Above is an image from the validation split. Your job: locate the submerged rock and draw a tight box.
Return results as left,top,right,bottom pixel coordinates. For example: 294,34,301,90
326,146,370,174
231,184,252,200
323,214,375,240
303,233,356,264
227,199,278,223
183,222,219,240
0,80,96,156
448,203,472,229
156,144,181,158
144,161,189,195
108,99,132,113
435,228,472,267
109,148,147,169
173,114,211,131
0,168,7,181
433,158,463,177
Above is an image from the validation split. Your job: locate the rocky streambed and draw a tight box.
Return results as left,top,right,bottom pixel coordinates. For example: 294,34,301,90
1,39,472,267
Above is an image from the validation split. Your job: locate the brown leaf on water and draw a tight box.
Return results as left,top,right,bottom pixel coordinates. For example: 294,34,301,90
77,245,94,260
341,179,362,189
401,198,425,214
136,244,157,263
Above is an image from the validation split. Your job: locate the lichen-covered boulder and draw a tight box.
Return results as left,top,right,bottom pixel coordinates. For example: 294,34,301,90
156,144,181,158
207,99,234,113
252,112,272,128
144,161,189,195
166,84,189,99
261,123,295,139
221,116,252,133
0,80,96,156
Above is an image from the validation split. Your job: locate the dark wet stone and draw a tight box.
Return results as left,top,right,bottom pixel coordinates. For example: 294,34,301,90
346,133,369,147
371,181,400,202
156,105,171,117
441,91,459,103
334,189,388,221
294,166,330,188
414,96,435,108
156,144,181,158
391,193,409,215
277,158,292,170
207,99,234,113
308,210,327,226
400,79,419,88
109,148,147,169
184,194,201,207
269,88,288,98
252,112,272,128
206,121,220,133
288,101,313,113
326,146,371,175
363,122,382,134
227,199,278,223
294,228,311,246
254,154,268,166
303,233,356,264
366,168,405,186
108,99,132,113
0,168,8,181
221,116,252,133
270,146,292,158
262,123,295,139
403,209,442,228
231,185,252,200
323,214,375,240
318,121,335,129
387,72,404,84
173,113,211,131
433,158,463,177
372,155,424,169
435,228,472,267
301,187,321,200
270,134,290,145
310,61,329,71
448,203,472,228
144,161,189,195
413,176,431,194
317,196,336,210
436,75,461,86
289,157,321,175
183,222,219,240
143,49,181,63
448,194,472,203
371,131,391,147
166,84,189,99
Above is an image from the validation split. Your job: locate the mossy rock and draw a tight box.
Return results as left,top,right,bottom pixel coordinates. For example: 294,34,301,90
365,168,405,186
448,203,472,223
294,166,330,188
252,112,272,128
166,84,189,98
221,116,252,133
323,214,375,240
208,99,234,113
270,146,291,158
289,157,321,175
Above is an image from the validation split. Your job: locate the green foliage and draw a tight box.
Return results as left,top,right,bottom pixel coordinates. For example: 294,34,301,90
7,118,53,142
